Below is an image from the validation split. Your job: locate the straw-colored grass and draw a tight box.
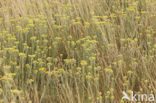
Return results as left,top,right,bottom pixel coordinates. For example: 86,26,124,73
0,0,155,103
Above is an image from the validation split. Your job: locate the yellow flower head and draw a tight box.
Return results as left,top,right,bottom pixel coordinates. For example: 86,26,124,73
80,60,88,66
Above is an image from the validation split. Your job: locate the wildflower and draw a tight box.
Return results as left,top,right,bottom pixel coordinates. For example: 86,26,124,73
127,70,133,74
46,71,52,75
94,66,101,71
107,91,111,95
47,63,52,66
76,71,81,75
126,6,135,12
89,57,96,61
58,68,65,74
10,61,17,65
80,60,88,66
68,35,72,40
26,64,31,69
11,89,22,94
98,92,102,96
39,67,45,71
87,65,92,69
30,36,37,40
86,72,92,79
16,26,22,32
71,41,75,47
7,73,16,77
77,67,81,70
134,38,138,42
28,54,36,58
3,65,11,69
19,53,26,58
33,60,38,64
144,80,149,83
23,28,29,33
53,58,58,63
64,59,76,64
118,60,123,63
104,68,113,73
113,62,117,65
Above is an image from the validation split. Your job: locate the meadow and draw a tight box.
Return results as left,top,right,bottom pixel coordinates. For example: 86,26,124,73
0,0,156,103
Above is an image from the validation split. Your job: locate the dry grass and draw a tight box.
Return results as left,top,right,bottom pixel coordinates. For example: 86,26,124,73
0,0,155,103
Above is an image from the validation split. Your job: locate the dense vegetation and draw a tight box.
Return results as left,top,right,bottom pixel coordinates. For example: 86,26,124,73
0,0,155,103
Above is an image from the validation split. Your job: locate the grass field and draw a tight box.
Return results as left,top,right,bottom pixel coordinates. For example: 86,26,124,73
0,0,156,103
